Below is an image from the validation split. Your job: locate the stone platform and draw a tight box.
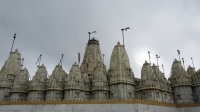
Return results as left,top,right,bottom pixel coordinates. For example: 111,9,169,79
0,104,179,112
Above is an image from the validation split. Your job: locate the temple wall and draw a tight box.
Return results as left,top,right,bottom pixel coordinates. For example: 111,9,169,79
46,90,63,100
10,92,26,101
27,91,45,101
110,84,135,99
0,88,10,101
195,86,200,102
174,86,194,104
92,90,109,99
64,90,85,100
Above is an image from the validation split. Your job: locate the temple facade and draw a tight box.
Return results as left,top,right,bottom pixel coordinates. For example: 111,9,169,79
169,59,194,104
0,38,199,104
136,62,173,103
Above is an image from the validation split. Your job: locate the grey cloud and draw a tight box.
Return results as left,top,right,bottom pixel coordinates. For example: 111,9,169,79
0,0,200,78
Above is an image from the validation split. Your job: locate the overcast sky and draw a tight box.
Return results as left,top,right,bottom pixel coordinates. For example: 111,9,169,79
0,0,200,79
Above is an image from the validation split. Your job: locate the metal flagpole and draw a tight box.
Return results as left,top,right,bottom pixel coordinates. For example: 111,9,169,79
102,54,105,65
39,54,42,66
148,51,151,65
191,57,194,68
88,31,97,41
162,64,164,74
10,33,16,52
88,32,91,40
78,53,80,66
182,58,185,69
60,54,64,66
121,27,130,47
22,58,24,67
177,50,181,61
156,54,160,67
121,29,125,47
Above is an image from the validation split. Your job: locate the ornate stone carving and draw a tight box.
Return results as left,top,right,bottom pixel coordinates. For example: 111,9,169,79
64,62,88,100
27,64,48,101
136,61,173,103
10,68,29,101
169,59,194,104
108,42,135,99
0,38,198,105
0,49,22,101
80,38,103,81
46,64,67,100
92,62,109,99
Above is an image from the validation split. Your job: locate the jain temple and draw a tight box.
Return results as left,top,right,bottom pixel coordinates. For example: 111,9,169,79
0,37,200,112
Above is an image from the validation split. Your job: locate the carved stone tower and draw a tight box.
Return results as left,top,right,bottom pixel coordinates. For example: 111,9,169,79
80,38,105,99
80,38,103,81
10,68,29,101
136,62,173,103
108,42,135,99
190,67,200,103
64,63,89,100
169,59,194,104
151,64,173,103
92,62,109,99
46,64,67,100
187,65,196,76
27,64,48,101
0,49,21,101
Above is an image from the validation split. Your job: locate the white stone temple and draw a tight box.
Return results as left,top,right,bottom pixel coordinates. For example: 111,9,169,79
0,38,200,112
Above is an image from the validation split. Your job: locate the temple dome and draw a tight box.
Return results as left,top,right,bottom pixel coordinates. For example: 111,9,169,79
110,41,130,70
141,61,154,80
171,59,187,77
80,38,103,81
29,64,48,90
68,62,82,81
169,59,191,86
187,65,196,76
47,63,67,89
11,68,29,91
0,49,21,76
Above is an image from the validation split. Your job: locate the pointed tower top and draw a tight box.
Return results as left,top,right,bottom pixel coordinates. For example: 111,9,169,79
88,37,99,45
1,48,21,75
117,41,120,45
15,49,18,53
187,65,196,76
110,41,131,69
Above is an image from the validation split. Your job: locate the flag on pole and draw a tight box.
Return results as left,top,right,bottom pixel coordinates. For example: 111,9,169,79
177,50,180,55
125,27,130,31
60,54,64,63
35,54,42,65
14,33,16,38
78,53,80,63
88,31,97,34
35,57,40,65
92,31,97,33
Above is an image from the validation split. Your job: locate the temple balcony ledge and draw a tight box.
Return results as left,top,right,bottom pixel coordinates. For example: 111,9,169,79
109,81,135,85
135,87,173,93
171,84,192,87
46,88,63,91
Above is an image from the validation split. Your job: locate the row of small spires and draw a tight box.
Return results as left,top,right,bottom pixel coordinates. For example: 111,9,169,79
9,33,195,78
147,50,195,72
